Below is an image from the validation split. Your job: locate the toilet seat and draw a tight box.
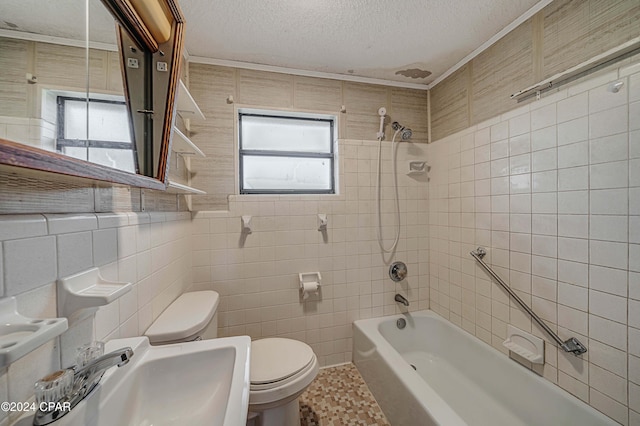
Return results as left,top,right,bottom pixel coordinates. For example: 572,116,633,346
250,354,316,391
251,338,314,385
249,338,319,407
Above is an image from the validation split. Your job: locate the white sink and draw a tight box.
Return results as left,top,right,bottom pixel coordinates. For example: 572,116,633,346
20,336,251,426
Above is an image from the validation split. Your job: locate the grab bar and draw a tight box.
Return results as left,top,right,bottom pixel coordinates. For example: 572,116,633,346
470,247,587,356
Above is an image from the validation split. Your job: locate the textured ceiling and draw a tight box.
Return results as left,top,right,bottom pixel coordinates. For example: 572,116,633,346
0,1,116,45
181,0,544,86
1,0,546,87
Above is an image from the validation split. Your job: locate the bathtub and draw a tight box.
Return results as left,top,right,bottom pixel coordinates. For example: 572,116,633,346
353,310,617,426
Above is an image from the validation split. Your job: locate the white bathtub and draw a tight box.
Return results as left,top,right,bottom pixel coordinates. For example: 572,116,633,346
353,310,617,426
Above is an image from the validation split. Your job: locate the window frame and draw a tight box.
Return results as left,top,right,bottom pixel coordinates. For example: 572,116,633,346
56,96,136,152
238,111,336,195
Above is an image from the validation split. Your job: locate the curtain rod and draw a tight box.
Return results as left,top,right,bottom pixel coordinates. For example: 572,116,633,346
511,36,640,102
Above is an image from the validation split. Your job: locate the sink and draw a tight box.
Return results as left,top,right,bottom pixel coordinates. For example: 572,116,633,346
19,335,251,426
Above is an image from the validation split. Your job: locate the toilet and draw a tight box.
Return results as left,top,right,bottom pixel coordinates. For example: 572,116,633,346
144,290,319,426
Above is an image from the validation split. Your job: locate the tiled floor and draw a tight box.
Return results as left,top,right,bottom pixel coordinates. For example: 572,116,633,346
299,363,390,426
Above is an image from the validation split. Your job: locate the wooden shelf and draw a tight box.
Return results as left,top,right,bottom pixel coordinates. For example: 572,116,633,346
172,128,205,157
166,180,206,195
176,80,205,121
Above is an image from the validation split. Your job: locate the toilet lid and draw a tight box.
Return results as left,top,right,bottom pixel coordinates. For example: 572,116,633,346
250,338,314,384
145,291,219,344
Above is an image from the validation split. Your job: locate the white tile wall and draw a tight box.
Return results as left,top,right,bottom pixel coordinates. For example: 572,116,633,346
3,237,57,295
428,61,640,424
0,212,191,425
191,139,429,366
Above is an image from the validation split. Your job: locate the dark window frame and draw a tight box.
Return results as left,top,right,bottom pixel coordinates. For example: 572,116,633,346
56,96,135,151
239,112,336,195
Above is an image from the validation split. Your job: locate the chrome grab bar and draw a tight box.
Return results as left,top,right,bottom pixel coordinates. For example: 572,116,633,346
470,247,587,356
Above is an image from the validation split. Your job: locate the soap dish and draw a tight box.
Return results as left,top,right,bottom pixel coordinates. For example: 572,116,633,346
0,297,68,367
407,161,429,176
58,268,132,323
503,324,545,364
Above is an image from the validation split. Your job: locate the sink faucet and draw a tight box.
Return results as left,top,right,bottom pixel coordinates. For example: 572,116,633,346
395,294,409,306
33,347,134,425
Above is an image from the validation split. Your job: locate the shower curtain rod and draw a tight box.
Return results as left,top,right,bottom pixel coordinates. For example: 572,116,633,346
511,36,640,102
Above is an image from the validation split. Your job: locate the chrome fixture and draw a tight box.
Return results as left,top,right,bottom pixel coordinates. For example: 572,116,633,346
389,261,407,282
376,107,387,139
33,347,134,425
511,38,640,102
397,317,407,329
391,121,412,140
470,247,587,356
394,294,409,306
375,114,412,255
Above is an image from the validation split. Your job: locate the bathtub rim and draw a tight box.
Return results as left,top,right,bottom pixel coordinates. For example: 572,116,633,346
353,309,618,426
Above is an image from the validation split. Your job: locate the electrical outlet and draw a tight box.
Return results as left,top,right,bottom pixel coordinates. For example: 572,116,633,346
127,58,139,69
157,62,168,72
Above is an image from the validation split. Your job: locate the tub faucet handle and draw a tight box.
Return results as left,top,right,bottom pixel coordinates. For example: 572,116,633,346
389,262,407,282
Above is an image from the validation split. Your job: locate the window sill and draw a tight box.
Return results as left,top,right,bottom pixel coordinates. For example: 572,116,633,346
230,193,345,202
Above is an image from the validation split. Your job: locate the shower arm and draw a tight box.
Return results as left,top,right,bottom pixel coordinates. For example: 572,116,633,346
470,247,587,356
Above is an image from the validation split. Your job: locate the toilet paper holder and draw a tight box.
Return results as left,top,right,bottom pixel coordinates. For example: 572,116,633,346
299,272,322,300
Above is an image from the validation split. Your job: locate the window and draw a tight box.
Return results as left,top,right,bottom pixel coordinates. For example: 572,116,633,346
239,111,336,194
56,96,136,173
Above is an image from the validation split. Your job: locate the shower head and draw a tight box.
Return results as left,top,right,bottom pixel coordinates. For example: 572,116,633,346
391,121,412,140
376,107,387,139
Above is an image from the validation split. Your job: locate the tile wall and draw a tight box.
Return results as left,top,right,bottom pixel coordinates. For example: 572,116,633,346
191,138,429,366
0,212,192,425
427,60,640,424
0,117,55,151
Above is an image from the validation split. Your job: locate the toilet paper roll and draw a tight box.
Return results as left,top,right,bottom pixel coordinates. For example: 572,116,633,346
301,281,319,300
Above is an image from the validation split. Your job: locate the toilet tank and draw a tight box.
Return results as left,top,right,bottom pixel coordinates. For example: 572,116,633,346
144,291,219,345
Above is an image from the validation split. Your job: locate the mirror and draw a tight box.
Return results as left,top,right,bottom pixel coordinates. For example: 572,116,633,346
0,0,184,188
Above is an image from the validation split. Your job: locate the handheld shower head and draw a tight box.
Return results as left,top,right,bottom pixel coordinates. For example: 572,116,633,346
376,107,387,139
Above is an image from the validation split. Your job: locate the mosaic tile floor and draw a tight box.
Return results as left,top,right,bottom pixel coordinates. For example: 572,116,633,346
299,363,390,426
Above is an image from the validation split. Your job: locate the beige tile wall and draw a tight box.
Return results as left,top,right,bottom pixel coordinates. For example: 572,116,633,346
190,139,430,366
187,63,429,211
427,59,640,424
185,63,430,366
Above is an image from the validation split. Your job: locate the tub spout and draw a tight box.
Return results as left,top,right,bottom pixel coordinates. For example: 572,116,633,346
395,294,409,306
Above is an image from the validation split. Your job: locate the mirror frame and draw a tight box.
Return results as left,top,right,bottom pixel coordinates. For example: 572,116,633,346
0,0,185,190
